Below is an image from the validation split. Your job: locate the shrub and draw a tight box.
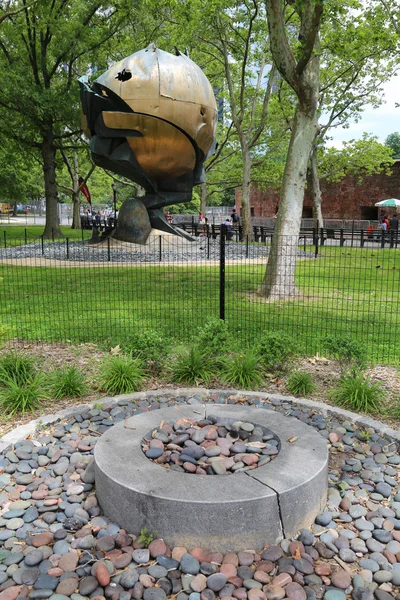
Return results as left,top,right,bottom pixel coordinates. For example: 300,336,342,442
0,373,46,415
0,351,36,386
0,325,10,344
122,329,169,362
51,366,89,399
100,355,145,395
195,317,229,356
220,350,264,390
286,370,315,397
257,331,296,371
322,335,367,369
329,368,384,413
170,346,214,386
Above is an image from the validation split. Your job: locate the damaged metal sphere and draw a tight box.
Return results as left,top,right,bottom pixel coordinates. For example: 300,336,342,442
79,44,218,244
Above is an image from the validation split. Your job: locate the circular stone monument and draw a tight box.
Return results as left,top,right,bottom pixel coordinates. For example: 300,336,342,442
95,405,328,551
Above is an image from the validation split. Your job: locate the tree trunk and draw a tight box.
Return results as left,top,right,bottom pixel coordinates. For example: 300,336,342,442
200,182,207,216
72,191,81,229
41,126,62,238
241,151,253,240
71,151,81,229
310,145,323,229
258,106,318,297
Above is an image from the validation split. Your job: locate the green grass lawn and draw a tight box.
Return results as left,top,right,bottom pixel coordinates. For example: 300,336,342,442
0,242,399,364
0,225,91,245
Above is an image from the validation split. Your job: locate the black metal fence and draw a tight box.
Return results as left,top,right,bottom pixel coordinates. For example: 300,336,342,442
0,227,399,364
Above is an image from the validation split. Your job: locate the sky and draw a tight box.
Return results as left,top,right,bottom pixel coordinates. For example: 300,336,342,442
327,76,400,148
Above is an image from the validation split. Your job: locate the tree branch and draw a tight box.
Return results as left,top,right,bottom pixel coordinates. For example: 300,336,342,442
296,1,323,75
0,0,36,25
249,63,277,148
265,0,298,91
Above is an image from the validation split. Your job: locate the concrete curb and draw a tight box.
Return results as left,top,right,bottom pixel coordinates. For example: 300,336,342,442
0,389,399,455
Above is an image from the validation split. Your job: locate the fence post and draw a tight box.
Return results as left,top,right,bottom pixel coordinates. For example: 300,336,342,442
219,225,226,320
246,235,249,258
24,228,27,245
3,231,6,249
390,230,394,249
41,236,44,255
351,220,354,247
314,230,319,258
360,230,364,248
159,235,162,261
381,231,385,249
66,237,69,259
207,235,210,259
107,237,111,261
340,229,344,247
81,228,84,242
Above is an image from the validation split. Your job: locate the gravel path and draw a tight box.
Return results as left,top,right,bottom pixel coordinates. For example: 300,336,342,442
0,392,398,600
0,240,315,264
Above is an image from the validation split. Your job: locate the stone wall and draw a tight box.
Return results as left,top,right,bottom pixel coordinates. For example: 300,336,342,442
235,160,400,219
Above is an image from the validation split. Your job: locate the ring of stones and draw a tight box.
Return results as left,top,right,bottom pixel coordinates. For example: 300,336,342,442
141,417,281,475
95,405,328,552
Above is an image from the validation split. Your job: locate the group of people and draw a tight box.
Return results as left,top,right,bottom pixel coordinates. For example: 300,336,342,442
80,207,118,229
366,213,399,240
379,213,398,233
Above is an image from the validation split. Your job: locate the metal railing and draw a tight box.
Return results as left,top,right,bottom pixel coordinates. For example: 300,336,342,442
0,228,399,363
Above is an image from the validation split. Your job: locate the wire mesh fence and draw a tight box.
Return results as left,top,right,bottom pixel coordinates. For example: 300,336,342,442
0,227,399,363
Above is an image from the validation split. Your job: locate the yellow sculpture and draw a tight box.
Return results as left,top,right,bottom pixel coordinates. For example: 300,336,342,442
79,43,218,244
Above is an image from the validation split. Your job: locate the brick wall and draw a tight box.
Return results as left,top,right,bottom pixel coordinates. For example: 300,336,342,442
236,161,400,219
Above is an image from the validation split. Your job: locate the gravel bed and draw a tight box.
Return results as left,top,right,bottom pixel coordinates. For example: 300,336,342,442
0,392,398,600
142,417,280,474
0,240,315,263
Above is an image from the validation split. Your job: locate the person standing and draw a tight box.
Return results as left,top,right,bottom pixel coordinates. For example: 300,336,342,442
231,209,239,224
389,213,398,232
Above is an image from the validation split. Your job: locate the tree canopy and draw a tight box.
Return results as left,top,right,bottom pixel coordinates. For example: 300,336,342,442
385,132,400,156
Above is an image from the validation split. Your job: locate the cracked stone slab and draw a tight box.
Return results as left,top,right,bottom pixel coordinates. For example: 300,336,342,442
94,405,327,551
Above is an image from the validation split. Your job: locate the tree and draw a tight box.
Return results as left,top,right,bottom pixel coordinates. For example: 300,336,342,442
200,124,243,214
317,135,394,183
164,0,280,239
0,0,132,236
0,141,43,210
59,148,95,229
259,0,322,298
309,5,399,227
385,132,400,156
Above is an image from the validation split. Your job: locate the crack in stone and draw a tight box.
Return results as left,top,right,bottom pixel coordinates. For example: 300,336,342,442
245,470,286,539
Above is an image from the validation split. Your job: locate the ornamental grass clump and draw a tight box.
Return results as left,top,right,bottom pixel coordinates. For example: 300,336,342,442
170,346,214,386
0,372,47,415
220,350,264,390
100,355,145,395
286,370,315,397
0,351,36,386
329,368,384,414
51,365,89,399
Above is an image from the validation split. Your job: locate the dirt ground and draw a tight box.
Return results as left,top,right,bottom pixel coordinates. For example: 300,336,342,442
0,342,398,438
